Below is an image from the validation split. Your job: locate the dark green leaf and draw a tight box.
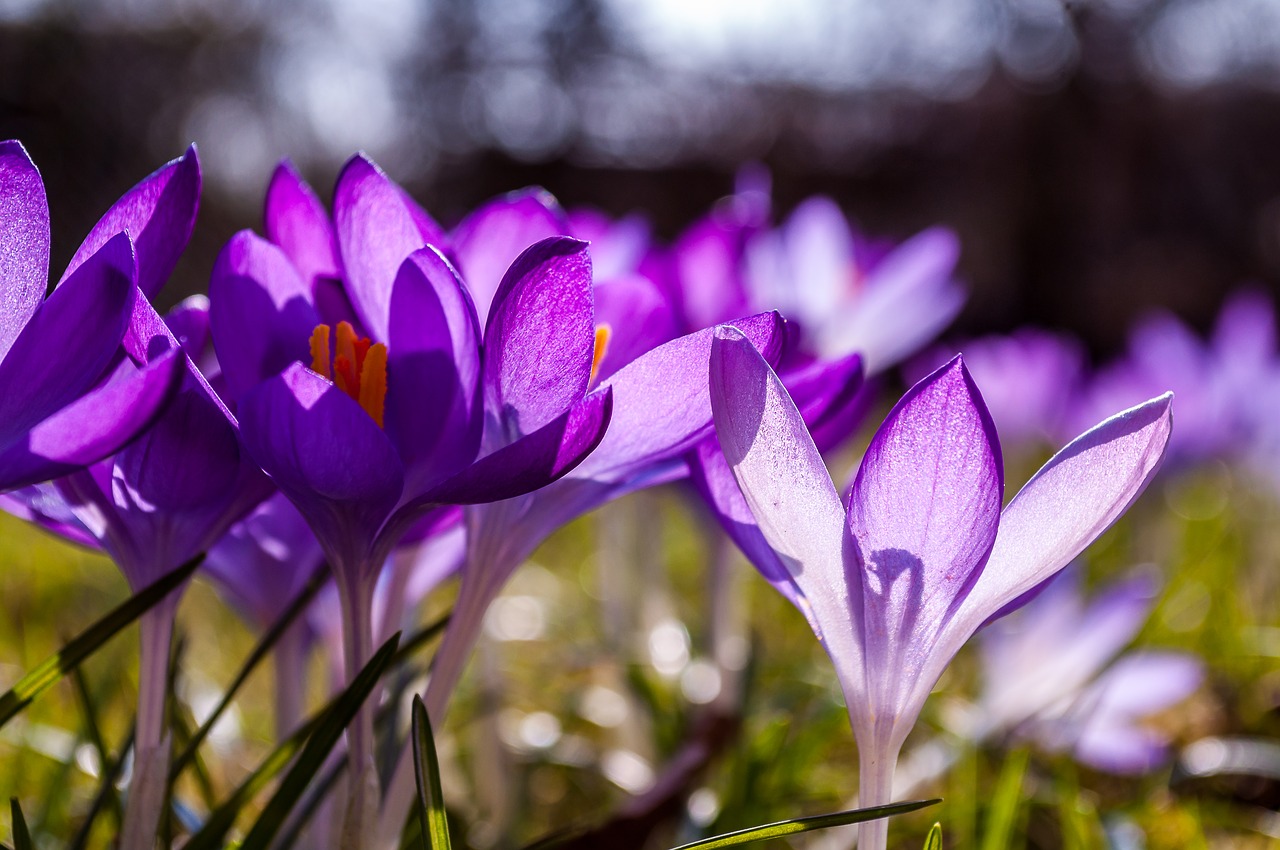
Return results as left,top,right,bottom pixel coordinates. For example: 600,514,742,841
10,798,32,850
411,695,452,850
0,555,203,730
237,632,401,850
665,799,940,850
980,748,1029,850
923,822,942,850
171,565,328,779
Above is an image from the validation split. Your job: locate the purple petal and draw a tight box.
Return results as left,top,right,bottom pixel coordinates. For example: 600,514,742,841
165,295,211,361
0,232,135,445
264,160,340,289
386,247,483,496
0,351,183,491
238,362,404,573
418,388,612,505
591,274,678,383
60,146,200,299
482,237,595,443
931,394,1174,688
0,140,51,361
673,218,749,330
780,351,867,452
452,188,569,325
333,154,440,341
209,230,320,401
0,484,100,550
709,326,852,643
576,312,785,482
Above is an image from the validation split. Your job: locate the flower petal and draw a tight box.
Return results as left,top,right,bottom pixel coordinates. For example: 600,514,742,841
930,393,1173,690
576,312,784,482
209,230,320,401
0,140,51,361
264,160,340,288
591,273,678,384
780,350,867,452
165,295,211,360
418,388,612,506
60,146,201,299
0,231,135,445
386,247,483,496
0,350,183,491
847,356,1003,703
333,154,441,341
452,188,569,325
239,363,404,576
482,237,595,443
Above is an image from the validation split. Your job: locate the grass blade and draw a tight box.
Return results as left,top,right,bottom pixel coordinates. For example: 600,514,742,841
665,799,940,850
171,565,328,779
67,727,134,850
411,695,452,850
10,799,32,850
0,555,203,730
980,748,1029,850
237,632,402,850
923,822,943,850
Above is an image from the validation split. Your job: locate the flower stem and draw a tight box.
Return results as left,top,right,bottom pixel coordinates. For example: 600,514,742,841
857,740,903,850
337,574,378,848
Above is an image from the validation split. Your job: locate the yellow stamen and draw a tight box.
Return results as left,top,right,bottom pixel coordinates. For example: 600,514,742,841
309,325,332,380
590,324,611,384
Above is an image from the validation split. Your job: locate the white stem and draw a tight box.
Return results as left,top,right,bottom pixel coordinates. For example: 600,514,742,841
273,621,310,741
857,739,903,850
337,574,378,849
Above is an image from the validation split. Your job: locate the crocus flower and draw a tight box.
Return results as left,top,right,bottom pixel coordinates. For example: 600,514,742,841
709,328,1172,849
209,157,613,833
0,141,186,491
975,566,1202,774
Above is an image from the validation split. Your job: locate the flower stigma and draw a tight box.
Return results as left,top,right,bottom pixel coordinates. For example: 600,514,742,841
309,321,388,426
590,324,611,384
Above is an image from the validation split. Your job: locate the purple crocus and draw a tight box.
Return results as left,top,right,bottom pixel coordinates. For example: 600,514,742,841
709,328,1172,849
976,566,1202,774
208,157,613,832
0,141,186,491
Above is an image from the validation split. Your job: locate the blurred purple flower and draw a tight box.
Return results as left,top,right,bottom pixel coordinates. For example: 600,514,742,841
0,141,187,492
709,329,1172,849
976,566,1202,774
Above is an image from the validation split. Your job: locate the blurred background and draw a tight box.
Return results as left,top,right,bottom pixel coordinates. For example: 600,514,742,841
5,0,1280,352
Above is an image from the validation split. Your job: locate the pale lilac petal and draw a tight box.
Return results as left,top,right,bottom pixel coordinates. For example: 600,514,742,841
452,188,569,325
1089,651,1203,717
481,237,595,442
264,160,340,288
575,312,784,482
0,352,182,491
673,218,749,330
0,232,135,442
847,357,1002,714
209,230,320,400
386,246,483,496
709,326,852,644
0,140,50,360
929,394,1174,690
333,154,439,341
61,146,200,298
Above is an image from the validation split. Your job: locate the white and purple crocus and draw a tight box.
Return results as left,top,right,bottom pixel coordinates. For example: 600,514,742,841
708,328,1173,850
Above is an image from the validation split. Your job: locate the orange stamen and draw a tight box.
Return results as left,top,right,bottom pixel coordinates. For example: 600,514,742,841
309,325,332,380
590,324,611,384
358,343,388,428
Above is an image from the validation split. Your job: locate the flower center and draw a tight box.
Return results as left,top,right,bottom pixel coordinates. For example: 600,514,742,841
309,321,388,426
590,324,611,385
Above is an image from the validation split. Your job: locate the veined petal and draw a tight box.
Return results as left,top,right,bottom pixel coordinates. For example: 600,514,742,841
0,232,135,444
0,351,183,491
239,362,404,575
482,237,595,443
333,154,440,341
0,140,50,361
386,247,482,496
926,393,1174,698
265,160,340,287
417,388,612,506
847,356,1002,710
209,230,320,400
452,188,569,325
575,312,785,482
709,326,851,638
60,146,201,299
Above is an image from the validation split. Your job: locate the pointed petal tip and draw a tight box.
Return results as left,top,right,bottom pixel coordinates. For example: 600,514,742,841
0,139,34,162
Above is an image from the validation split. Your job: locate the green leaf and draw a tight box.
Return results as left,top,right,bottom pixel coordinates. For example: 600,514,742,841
0,554,203,730
391,612,452,669
979,748,1029,850
171,565,327,779
10,798,32,850
923,822,943,850
237,632,402,850
665,799,940,850
411,695,452,850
